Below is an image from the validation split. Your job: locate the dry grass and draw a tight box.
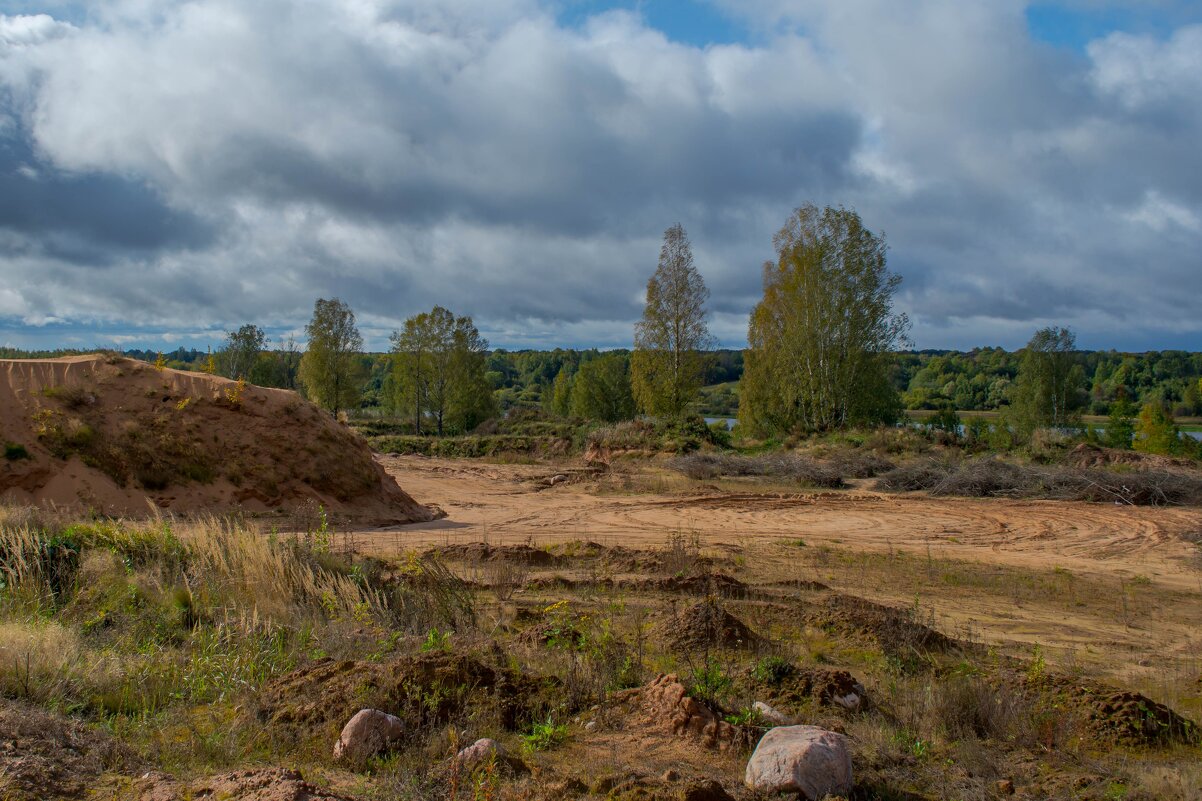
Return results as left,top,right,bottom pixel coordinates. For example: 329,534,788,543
878,457,1202,506
666,452,845,488
0,620,82,703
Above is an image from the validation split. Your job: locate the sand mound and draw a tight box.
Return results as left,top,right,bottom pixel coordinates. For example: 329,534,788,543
664,600,760,652
0,355,435,523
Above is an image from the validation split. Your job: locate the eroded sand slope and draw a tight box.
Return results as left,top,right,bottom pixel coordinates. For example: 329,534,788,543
0,355,436,523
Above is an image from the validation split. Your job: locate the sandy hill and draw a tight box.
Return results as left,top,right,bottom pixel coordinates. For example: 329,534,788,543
0,354,436,524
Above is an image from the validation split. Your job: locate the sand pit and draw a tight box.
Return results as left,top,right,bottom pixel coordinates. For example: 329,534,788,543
0,355,436,523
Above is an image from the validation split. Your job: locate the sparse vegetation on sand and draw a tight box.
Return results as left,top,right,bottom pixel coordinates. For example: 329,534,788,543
2,498,1199,800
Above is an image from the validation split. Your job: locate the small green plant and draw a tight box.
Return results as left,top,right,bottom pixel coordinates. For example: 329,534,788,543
752,655,796,686
4,442,30,461
1026,644,1046,682
421,628,452,653
687,658,733,706
521,717,568,752
724,706,764,727
309,506,332,553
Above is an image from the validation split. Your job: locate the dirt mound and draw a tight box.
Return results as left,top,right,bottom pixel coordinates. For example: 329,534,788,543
753,666,867,712
1030,673,1199,746
136,768,354,801
0,355,435,523
808,595,957,657
645,572,748,597
665,600,760,652
425,542,560,565
0,701,129,800
254,652,545,741
615,674,754,751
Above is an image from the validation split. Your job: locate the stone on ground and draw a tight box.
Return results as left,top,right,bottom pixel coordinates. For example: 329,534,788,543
332,709,404,767
744,725,853,800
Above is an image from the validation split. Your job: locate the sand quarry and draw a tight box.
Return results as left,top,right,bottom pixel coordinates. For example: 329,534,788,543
3,358,1202,799
365,455,1202,693
3,356,1200,689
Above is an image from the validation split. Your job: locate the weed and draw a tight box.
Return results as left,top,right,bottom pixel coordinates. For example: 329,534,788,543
3,442,30,461
421,629,453,653
752,655,796,686
687,658,733,707
521,717,568,752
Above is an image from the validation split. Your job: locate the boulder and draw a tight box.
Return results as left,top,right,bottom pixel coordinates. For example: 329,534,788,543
744,725,852,800
753,701,794,726
332,709,404,767
454,738,527,775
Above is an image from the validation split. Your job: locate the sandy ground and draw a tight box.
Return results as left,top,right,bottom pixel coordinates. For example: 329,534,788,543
370,455,1202,589
362,455,1202,699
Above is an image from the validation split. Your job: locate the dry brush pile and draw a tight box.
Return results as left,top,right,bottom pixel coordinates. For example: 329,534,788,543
877,457,1202,505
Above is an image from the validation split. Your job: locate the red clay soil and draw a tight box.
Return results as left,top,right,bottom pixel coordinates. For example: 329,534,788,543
0,355,436,524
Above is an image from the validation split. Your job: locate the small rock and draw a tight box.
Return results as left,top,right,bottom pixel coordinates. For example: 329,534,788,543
456,738,503,769
831,692,861,711
753,701,794,725
744,725,853,800
584,720,598,733
662,769,680,782
996,779,1015,795
455,738,528,775
333,708,403,767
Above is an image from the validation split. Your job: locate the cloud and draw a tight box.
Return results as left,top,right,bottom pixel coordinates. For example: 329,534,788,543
0,1,1199,351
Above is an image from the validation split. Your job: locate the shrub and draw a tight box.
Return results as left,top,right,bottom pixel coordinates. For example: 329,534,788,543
666,453,845,488
3,443,30,461
521,717,568,752
687,658,733,706
752,655,796,686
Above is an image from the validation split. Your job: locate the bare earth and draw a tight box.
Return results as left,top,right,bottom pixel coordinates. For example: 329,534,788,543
366,455,1202,699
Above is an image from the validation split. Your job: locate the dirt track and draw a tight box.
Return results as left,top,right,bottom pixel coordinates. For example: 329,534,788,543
370,456,1202,592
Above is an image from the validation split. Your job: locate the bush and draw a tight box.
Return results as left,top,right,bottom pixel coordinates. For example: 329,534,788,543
666,453,845,488
3,443,30,461
371,434,570,458
586,415,726,456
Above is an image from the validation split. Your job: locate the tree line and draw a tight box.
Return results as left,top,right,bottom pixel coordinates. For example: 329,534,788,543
33,200,1197,453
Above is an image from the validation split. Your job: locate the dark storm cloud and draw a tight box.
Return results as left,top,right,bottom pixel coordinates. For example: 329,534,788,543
0,1,1198,349
0,126,214,262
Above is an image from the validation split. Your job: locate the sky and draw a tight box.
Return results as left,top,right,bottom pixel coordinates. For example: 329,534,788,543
0,0,1200,353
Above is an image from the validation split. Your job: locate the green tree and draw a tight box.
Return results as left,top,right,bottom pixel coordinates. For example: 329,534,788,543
390,306,495,435
1106,389,1135,450
548,365,575,417
571,353,635,422
1133,402,1180,455
632,224,714,419
298,298,364,416
447,315,497,432
739,204,909,435
218,324,267,381
1007,326,1085,440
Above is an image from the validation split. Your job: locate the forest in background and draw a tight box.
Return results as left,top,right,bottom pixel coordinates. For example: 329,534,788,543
4,345,1200,420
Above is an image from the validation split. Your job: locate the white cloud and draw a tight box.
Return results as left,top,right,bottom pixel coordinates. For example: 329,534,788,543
0,0,1198,350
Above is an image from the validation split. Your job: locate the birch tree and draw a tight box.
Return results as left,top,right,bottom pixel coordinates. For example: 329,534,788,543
298,298,364,416
632,224,714,419
739,204,908,435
